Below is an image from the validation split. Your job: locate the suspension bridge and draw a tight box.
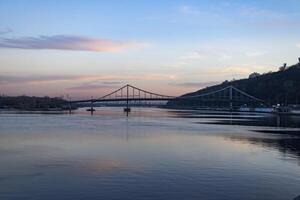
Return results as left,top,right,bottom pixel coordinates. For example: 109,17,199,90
68,84,264,114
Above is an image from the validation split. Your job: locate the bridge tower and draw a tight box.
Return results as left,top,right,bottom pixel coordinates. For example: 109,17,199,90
124,84,131,115
229,86,233,110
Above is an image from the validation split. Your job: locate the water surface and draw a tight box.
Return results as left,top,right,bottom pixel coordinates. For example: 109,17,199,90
0,108,300,200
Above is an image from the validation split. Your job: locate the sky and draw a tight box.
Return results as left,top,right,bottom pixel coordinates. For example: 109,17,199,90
0,0,300,99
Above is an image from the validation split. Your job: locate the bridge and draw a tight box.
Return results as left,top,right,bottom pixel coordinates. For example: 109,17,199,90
68,84,264,114
71,84,175,104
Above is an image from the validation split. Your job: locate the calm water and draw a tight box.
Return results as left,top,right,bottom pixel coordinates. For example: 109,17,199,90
0,108,300,200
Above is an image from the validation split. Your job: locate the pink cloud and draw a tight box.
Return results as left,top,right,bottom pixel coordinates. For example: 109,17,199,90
0,35,148,52
0,74,177,85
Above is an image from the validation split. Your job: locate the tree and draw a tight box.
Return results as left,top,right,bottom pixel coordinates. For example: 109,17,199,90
249,72,260,79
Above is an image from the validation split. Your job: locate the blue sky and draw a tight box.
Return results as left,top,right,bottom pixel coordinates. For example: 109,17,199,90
0,0,300,98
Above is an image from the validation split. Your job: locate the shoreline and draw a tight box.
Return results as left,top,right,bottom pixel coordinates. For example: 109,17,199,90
1,106,300,116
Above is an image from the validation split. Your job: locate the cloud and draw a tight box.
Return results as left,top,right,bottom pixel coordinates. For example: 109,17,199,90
257,19,300,28
142,74,177,80
67,82,122,91
180,51,207,60
179,5,200,15
181,46,266,63
0,74,177,85
197,66,251,77
0,75,70,84
192,64,275,78
169,81,220,88
0,75,123,85
0,35,148,52
239,6,300,28
297,44,300,48
0,74,179,98
245,51,266,57
99,81,123,85
181,49,232,61
0,28,12,35
239,6,284,19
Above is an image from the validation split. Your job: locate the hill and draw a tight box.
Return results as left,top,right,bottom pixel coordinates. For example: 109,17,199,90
170,59,300,107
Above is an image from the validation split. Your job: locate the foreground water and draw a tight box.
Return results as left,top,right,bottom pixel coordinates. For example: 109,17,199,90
0,108,300,200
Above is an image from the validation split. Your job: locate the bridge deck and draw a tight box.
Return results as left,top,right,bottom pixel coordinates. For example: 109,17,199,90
71,97,173,104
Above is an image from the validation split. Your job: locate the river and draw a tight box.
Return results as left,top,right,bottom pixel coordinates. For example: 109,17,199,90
0,107,300,200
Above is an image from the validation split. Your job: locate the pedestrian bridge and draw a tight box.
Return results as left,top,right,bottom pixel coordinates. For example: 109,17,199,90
69,84,263,111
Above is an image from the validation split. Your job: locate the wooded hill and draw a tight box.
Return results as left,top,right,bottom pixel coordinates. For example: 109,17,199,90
0,96,68,110
175,59,300,106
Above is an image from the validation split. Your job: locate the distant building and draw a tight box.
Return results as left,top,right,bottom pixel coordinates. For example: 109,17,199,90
249,72,260,79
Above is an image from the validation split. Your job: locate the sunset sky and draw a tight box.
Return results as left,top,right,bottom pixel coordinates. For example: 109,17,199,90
1,0,300,99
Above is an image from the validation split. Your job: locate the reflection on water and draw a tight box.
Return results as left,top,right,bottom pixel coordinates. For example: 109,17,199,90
0,108,300,200
227,134,300,161
169,110,300,128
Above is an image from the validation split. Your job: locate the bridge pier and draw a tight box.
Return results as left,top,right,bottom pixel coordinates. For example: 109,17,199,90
87,98,95,115
68,101,72,114
90,100,94,115
124,107,131,116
